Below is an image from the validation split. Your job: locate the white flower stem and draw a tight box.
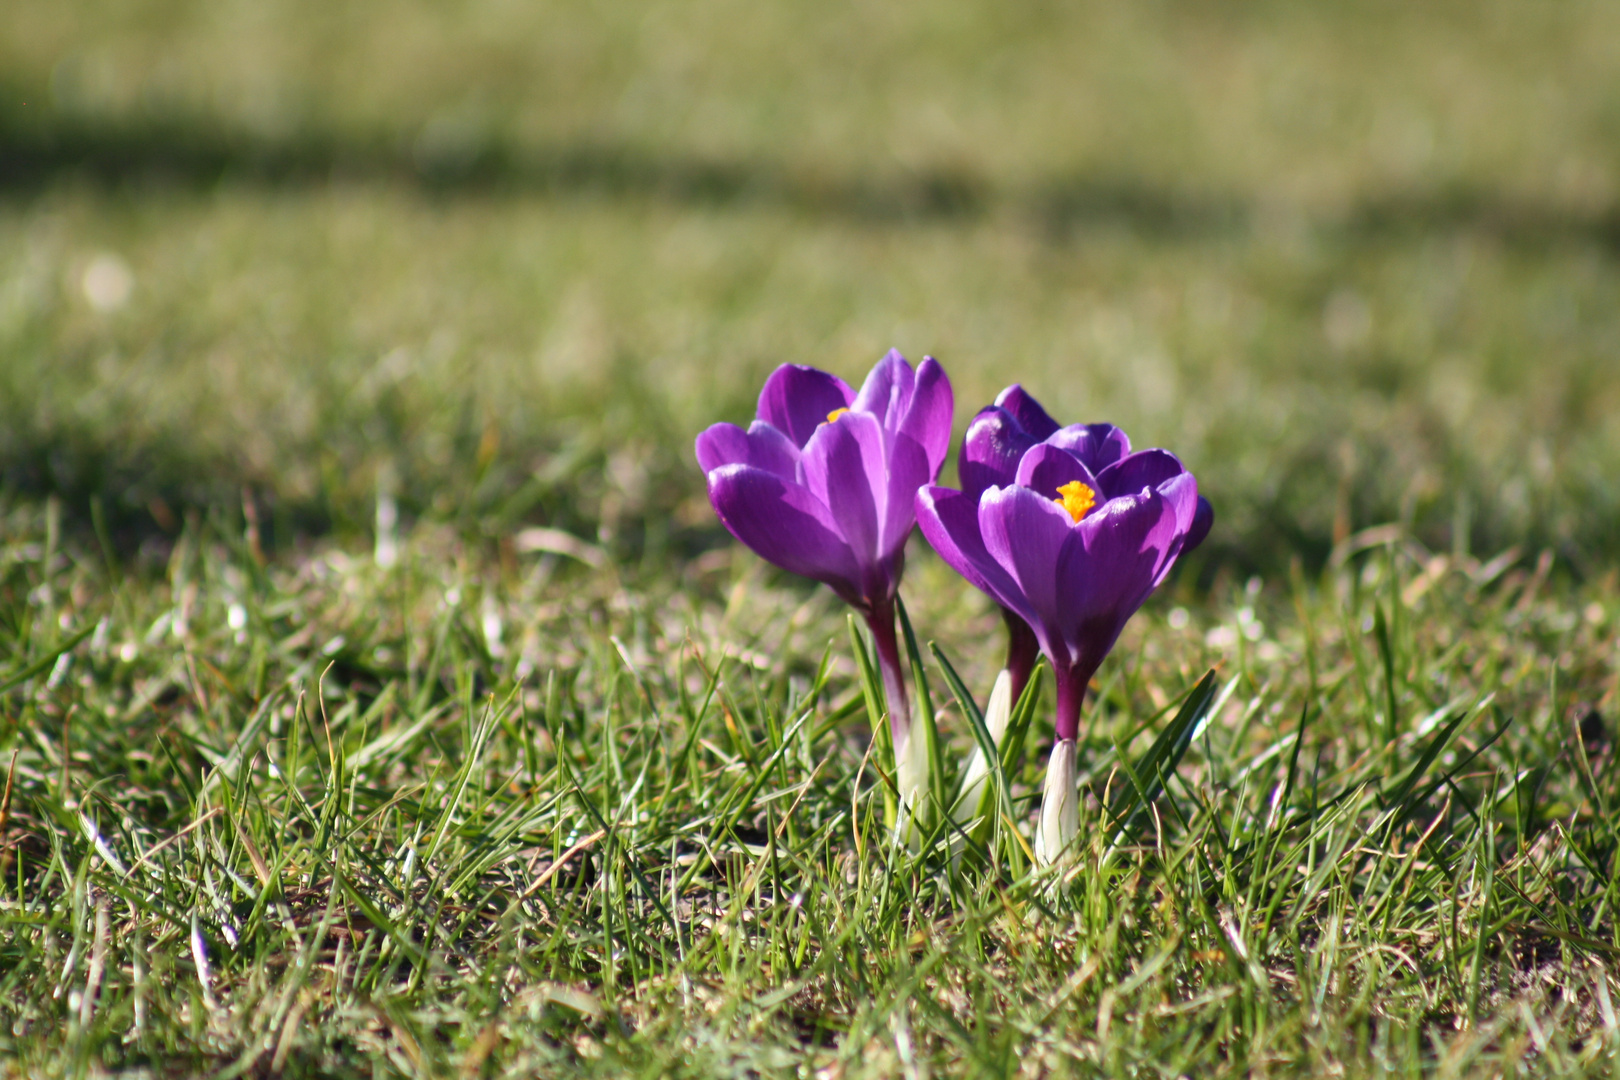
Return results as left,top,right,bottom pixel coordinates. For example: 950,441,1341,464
955,668,1013,821
1034,738,1079,867
894,713,933,831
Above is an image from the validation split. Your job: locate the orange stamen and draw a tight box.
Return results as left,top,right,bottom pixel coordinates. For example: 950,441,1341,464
1054,480,1096,524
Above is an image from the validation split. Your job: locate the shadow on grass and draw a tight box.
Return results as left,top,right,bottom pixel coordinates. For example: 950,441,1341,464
4,97,1619,572
4,97,1620,250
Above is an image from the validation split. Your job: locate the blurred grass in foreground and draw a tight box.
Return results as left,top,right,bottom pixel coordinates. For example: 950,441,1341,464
1,0,1619,570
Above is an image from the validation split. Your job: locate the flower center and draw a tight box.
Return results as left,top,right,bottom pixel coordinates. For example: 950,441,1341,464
826,407,851,423
1054,480,1096,524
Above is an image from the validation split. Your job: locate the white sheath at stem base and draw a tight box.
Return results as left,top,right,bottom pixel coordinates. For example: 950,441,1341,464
894,708,934,835
954,669,1013,822
1034,738,1079,867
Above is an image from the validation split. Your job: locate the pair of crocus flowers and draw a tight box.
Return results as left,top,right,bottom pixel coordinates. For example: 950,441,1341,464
695,350,1211,864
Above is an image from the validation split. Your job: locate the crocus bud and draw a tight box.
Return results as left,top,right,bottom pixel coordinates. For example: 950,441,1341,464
954,668,1013,821
1034,738,1079,867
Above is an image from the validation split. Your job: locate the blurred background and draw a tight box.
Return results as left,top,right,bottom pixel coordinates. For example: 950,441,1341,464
3,0,1618,576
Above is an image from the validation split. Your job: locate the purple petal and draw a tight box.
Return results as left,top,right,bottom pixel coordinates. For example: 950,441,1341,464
1095,448,1187,501
1159,470,1201,530
978,486,1077,666
756,364,855,449
994,384,1061,441
1014,443,1103,501
800,409,888,570
706,464,863,601
1184,495,1214,554
898,356,954,477
1046,423,1131,473
881,432,932,560
695,421,799,480
1150,472,1203,584
851,349,915,429
1054,487,1183,671
915,486,1025,616
959,407,1039,502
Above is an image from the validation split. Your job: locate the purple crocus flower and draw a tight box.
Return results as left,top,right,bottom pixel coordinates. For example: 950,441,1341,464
956,386,1066,708
917,399,1210,862
695,350,953,771
958,386,1214,702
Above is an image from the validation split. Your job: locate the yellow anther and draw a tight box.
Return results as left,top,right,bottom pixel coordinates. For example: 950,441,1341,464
826,407,851,423
1054,480,1096,524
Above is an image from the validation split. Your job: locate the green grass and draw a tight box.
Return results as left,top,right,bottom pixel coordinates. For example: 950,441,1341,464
3,500,1619,1077
3,0,1620,567
3,1,1620,1075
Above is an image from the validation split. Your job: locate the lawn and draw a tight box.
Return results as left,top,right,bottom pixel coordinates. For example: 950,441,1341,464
2,1,1620,1075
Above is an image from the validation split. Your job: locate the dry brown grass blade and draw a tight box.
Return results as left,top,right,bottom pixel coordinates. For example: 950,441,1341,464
520,829,607,899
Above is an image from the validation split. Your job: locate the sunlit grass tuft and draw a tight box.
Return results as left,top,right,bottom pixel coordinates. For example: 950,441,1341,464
1,500,1616,1076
